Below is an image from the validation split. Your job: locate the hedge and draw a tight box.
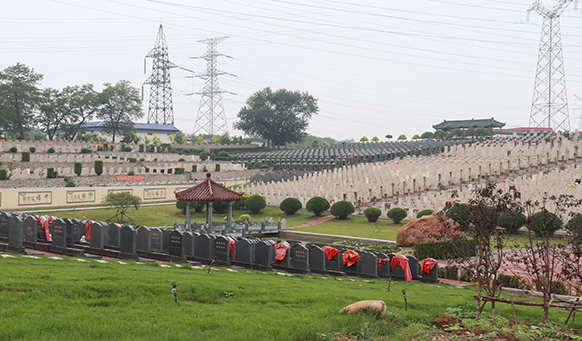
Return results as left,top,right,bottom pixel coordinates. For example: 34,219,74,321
74,162,82,176
21,151,30,162
413,239,476,260
0,169,9,180
47,167,57,178
94,160,103,176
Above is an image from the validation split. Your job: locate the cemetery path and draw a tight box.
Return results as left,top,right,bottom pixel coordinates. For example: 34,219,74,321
288,215,334,229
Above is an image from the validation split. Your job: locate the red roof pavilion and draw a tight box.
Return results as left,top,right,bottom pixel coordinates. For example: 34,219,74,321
175,172,243,202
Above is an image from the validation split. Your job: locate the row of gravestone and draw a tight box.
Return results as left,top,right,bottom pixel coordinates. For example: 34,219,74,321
0,211,438,282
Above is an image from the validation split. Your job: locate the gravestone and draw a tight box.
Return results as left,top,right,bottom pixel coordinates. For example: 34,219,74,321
23,215,38,244
71,219,85,243
150,228,162,251
120,225,137,257
183,232,194,257
65,219,75,244
51,218,67,249
325,247,342,272
308,245,326,273
0,211,11,239
291,243,310,274
341,250,360,276
36,217,46,242
194,234,214,262
407,256,420,280
162,230,171,254
376,253,392,278
90,222,106,250
420,259,439,284
169,230,184,260
234,238,253,265
8,215,25,253
359,251,378,278
107,223,120,248
274,242,291,269
253,241,274,271
136,226,151,252
214,235,231,266
391,256,409,281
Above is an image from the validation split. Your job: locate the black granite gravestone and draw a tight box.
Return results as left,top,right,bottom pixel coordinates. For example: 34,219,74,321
23,215,37,244
214,235,231,266
90,222,106,250
341,250,360,276
359,251,378,278
391,255,409,281
0,211,11,239
274,242,291,269
36,217,46,242
71,219,84,243
376,253,392,278
291,243,310,274
420,258,439,283
51,218,67,248
194,233,214,261
234,238,253,265
169,230,184,259
407,256,420,280
183,232,194,257
136,226,151,252
8,215,24,253
324,247,342,272
308,245,326,273
150,228,162,251
162,230,171,254
120,225,137,256
107,223,120,248
64,219,74,244
253,241,274,271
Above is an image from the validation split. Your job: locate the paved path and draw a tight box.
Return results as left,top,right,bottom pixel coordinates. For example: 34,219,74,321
288,215,334,229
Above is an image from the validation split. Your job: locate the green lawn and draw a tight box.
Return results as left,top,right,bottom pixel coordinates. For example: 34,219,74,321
294,216,403,241
0,254,579,340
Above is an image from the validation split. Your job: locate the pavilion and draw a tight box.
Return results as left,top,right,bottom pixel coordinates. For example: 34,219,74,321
433,118,505,133
174,173,243,229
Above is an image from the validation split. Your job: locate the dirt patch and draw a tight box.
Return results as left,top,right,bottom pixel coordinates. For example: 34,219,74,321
433,315,461,329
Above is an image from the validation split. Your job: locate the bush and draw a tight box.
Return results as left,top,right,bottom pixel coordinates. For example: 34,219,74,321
363,207,382,222
529,210,563,237
94,160,103,176
199,151,209,161
140,158,145,162
215,163,221,172
179,158,185,162
128,157,137,163
246,194,266,214
212,201,228,214
192,165,197,172
330,201,355,220
413,239,476,260
497,210,525,235
167,169,172,174
567,214,582,234
497,274,524,289
112,156,117,160
47,147,55,153
81,148,92,153
74,162,82,176
9,147,17,153
239,214,251,221
29,147,35,153
439,266,459,280
65,181,76,187
128,171,135,176
416,209,434,218
21,151,30,162
47,167,57,178
0,169,9,180
175,168,184,174
279,197,302,215
387,207,407,224
124,147,132,152
306,196,330,217
445,203,470,229
139,144,145,152
202,165,207,172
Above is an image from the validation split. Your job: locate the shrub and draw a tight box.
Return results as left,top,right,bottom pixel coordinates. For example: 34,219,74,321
140,158,145,162
124,147,132,152
416,209,434,218
128,171,135,176
246,194,266,214
239,214,251,221
81,148,92,153
387,207,407,224
280,197,302,215
202,165,208,172
215,163,220,172
330,201,355,220
179,158,185,162
306,196,330,217
497,274,524,289
47,147,55,153
363,207,382,222
167,169,172,174
112,156,117,159
139,144,145,152
529,210,563,237
128,157,137,163
175,168,184,174
74,162,82,176
94,160,103,176
445,203,470,229
47,167,57,178
9,147,17,153
199,151,209,161
65,181,76,187
497,210,525,235
29,147,35,153
413,239,476,260
567,214,582,234
212,201,228,214
21,151,30,162
0,169,10,180
439,266,459,280
192,165,197,172
105,156,110,159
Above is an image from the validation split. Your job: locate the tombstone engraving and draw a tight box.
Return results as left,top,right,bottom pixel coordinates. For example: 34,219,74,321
169,230,184,259
234,238,253,265
71,219,85,243
214,235,231,266
0,211,11,239
291,243,310,274
359,251,378,278
308,245,326,273
51,218,67,248
136,226,151,252
23,215,38,244
107,223,120,248
8,215,25,253
253,241,274,271
150,228,162,251
120,225,137,256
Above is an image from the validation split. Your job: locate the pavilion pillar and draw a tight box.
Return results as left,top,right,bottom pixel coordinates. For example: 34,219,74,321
206,202,214,228
186,202,192,230
227,201,233,227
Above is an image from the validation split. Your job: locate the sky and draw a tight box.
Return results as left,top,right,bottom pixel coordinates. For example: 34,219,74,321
3,0,582,141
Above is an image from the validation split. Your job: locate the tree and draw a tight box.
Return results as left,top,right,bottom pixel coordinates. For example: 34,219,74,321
0,63,43,138
433,130,447,139
61,84,99,141
420,131,433,139
371,136,379,141
360,136,369,142
101,192,141,223
411,134,421,140
385,134,393,139
97,80,143,143
330,201,355,220
306,196,330,217
397,134,407,140
37,88,67,141
279,197,302,215
168,132,185,144
234,87,318,148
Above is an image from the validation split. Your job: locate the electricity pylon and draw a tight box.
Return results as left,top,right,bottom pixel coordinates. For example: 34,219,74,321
528,0,573,132
144,24,175,125
192,37,235,136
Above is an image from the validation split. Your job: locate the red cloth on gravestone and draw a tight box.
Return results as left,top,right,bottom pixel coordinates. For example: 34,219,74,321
391,255,412,282
421,258,439,274
37,216,53,242
342,250,359,267
275,241,290,264
116,223,122,230
378,257,391,272
267,239,276,245
322,246,340,260
86,221,95,241
227,237,236,261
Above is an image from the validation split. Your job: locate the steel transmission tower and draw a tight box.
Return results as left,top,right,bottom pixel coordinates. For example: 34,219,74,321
528,0,573,132
144,24,175,125
192,37,234,136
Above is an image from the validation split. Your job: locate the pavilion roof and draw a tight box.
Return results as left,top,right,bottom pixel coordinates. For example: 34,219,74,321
433,118,505,130
174,173,243,202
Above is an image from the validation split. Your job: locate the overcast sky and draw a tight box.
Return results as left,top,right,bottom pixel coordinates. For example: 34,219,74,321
3,0,582,141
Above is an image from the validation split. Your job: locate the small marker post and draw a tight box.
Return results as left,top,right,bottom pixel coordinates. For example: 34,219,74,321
402,289,407,311
172,282,177,304
207,257,216,274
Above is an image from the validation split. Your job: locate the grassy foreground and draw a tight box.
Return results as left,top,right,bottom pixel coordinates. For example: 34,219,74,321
1,254,581,340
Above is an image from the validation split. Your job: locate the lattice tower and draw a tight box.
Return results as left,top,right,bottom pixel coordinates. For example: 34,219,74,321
192,37,234,136
528,0,573,132
144,24,175,125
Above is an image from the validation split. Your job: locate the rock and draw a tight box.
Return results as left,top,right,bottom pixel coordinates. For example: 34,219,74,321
396,211,460,247
433,315,461,329
339,300,387,316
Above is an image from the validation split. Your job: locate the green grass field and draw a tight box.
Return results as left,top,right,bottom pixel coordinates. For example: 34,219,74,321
1,254,580,340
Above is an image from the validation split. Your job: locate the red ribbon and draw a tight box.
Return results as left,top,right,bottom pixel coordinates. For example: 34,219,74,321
227,237,236,261
86,221,95,241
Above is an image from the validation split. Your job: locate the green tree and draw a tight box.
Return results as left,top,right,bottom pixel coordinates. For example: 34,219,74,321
97,80,143,143
306,196,330,217
385,134,393,139
234,87,318,148
101,192,141,224
37,88,67,141
411,134,421,140
420,131,433,139
371,136,379,141
168,132,185,144
0,63,43,138
447,128,464,139
433,130,447,139
397,134,407,140
360,136,369,142
475,127,494,137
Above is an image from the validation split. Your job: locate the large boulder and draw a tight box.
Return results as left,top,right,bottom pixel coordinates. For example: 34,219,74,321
396,211,459,247
339,300,386,316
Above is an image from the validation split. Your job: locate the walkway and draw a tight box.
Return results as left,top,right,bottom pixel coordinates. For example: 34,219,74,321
288,215,334,229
